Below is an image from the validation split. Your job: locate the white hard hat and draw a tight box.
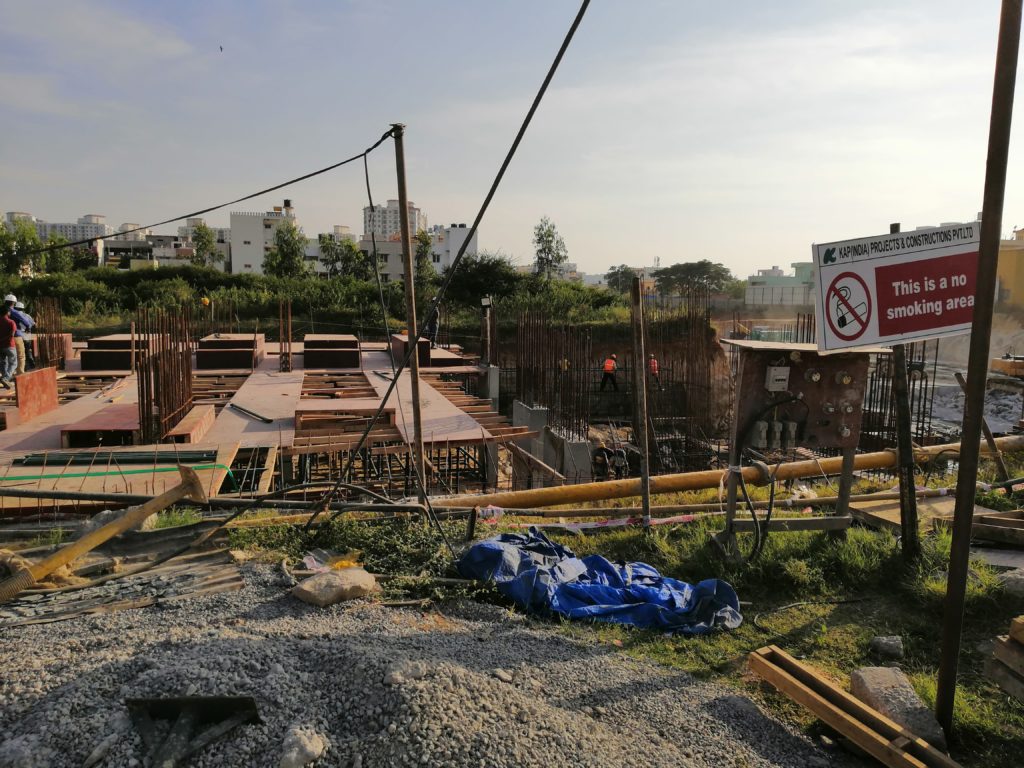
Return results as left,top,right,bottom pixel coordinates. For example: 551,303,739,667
14,302,24,309
3,294,15,303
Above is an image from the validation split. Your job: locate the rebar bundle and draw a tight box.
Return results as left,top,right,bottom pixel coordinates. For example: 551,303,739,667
279,299,293,373
515,312,591,441
861,340,939,451
644,286,718,470
34,297,64,369
135,305,195,443
198,298,238,338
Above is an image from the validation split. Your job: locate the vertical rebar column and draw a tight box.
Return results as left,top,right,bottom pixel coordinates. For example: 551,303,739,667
936,0,1021,736
392,123,426,501
631,277,652,529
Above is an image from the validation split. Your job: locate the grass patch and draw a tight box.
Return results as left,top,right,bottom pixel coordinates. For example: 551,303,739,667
152,507,204,529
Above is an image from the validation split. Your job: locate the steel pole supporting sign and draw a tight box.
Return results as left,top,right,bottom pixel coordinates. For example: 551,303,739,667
936,0,1022,737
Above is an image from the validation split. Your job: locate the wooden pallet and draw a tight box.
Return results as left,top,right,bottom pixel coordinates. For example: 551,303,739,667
749,646,959,768
986,616,1024,703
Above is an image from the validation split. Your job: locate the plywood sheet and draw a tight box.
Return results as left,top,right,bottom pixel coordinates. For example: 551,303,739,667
200,372,304,448
850,494,998,532
365,366,491,446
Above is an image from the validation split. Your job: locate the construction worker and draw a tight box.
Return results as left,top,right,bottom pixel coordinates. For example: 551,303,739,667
591,441,613,480
4,295,32,376
15,301,35,370
647,352,662,390
600,353,619,392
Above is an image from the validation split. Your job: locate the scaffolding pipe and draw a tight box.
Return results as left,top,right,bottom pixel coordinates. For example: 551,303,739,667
432,434,1024,509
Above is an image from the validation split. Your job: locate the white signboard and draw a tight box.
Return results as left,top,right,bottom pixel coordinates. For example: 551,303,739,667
813,223,981,351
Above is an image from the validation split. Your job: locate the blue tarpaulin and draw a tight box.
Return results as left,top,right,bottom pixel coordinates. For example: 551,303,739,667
458,528,742,634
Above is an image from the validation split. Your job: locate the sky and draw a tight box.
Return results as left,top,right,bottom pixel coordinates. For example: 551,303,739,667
1,0,1022,278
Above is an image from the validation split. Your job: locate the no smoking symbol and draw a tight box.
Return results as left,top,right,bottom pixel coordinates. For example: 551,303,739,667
826,272,871,342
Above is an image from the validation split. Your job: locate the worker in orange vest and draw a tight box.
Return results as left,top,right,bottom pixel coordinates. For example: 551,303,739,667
600,353,619,392
647,353,662,390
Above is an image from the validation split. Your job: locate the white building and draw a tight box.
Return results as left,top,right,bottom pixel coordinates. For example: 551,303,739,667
331,224,355,242
36,214,117,243
114,223,152,241
425,224,477,273
178,217,231,268
357,223,478,283
363,199,427,239
229,199,296,274
5,212,117,243
178,217,231,245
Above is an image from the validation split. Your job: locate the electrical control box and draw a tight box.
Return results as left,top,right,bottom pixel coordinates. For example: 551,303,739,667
726,340,874,451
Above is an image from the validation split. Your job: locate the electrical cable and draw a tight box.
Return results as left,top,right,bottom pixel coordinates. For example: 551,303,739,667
304,0,592,524
19,127,396,257
752,597,870,632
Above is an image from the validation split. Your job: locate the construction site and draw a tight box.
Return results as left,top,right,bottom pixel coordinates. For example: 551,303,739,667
4,2,1024,768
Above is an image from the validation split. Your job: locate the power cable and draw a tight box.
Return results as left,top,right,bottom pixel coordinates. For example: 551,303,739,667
305,0,591,525
19,127,396,257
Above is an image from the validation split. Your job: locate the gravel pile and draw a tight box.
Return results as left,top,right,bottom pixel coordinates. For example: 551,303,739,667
0,566,857,767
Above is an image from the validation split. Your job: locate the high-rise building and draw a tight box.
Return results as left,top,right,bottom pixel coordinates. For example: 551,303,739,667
37,214,117,243
362,199,427,239
5,212,117,243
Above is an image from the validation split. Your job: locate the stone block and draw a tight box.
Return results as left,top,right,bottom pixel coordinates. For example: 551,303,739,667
999,568,1024,598
850,666,946,751
292,568,380,607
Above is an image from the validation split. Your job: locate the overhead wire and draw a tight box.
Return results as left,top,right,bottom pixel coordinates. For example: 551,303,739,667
19,127,397,257
305,0,592,525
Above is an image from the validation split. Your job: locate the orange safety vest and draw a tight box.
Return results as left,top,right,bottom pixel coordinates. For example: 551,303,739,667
648,358,659,375
603,358,616,373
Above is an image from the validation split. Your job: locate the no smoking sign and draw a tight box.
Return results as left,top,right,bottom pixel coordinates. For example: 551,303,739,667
813,223,979,351
825,272,871,342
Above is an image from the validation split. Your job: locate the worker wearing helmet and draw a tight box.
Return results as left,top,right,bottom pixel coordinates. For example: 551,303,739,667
600,353,619,392
14,301,35,370
4,294,32,376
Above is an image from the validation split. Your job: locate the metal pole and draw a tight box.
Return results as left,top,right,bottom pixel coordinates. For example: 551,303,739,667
630,277,652,529
392,123,426,502
936,0,1021,737
889,222,921,560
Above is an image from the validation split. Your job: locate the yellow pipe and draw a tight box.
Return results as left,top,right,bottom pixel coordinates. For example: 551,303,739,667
433,435,1024,510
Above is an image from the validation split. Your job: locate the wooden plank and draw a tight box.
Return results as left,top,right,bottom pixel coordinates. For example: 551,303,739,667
994,636,1024,678
971,522,1024,546
164,404,216,444
985,657,1024,703
256,445,278,495
749,646,960,768
1011,616,1024,646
